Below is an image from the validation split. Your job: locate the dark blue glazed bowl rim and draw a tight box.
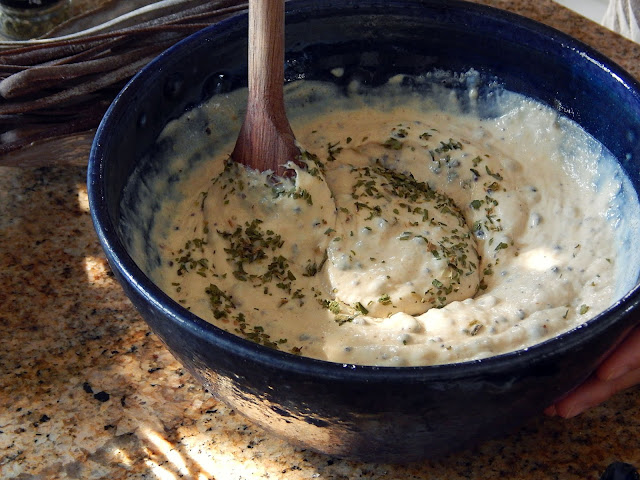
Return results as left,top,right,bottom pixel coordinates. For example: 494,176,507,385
89,0,640,382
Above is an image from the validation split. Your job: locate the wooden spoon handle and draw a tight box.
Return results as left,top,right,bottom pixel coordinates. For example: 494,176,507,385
248,0,286,116
232,0,300,174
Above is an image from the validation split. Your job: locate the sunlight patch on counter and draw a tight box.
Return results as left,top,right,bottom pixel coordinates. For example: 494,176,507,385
144,459,177,480
77,183,90,212
143,428,190,477
110,447,133,468
137,426,269,480
83,255,110,284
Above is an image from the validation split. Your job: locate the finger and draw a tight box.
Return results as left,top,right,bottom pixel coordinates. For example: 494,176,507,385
553,376,606,418
597,326,640,381
553,368,640,418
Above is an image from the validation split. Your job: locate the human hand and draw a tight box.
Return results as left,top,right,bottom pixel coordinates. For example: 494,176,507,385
545,326,640,418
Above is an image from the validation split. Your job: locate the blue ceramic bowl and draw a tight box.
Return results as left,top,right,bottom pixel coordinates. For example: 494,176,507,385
88,0,640,462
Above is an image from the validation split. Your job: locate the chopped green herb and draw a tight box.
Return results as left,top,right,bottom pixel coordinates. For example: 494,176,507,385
383,137,403,150
470,199,483,210
378,294,392,305
354,302,369,315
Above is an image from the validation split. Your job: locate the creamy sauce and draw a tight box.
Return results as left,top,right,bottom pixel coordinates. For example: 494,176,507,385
123,73,640,366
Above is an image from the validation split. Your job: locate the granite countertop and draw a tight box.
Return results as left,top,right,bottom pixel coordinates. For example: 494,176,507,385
2,1,640,479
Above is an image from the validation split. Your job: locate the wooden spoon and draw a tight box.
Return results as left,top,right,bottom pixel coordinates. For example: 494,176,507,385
231,0,301,176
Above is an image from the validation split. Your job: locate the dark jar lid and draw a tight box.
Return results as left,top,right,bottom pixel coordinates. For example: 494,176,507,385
0,0,65,9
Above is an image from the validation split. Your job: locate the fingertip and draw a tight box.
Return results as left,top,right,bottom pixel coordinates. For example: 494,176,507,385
551,400,588,418
544,405,557,416
560,404,583,419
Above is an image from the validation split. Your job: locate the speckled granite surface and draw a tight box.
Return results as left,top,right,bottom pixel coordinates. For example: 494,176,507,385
2,1,640,479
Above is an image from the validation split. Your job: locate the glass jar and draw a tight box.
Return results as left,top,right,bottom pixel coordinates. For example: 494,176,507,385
0,0,71,40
